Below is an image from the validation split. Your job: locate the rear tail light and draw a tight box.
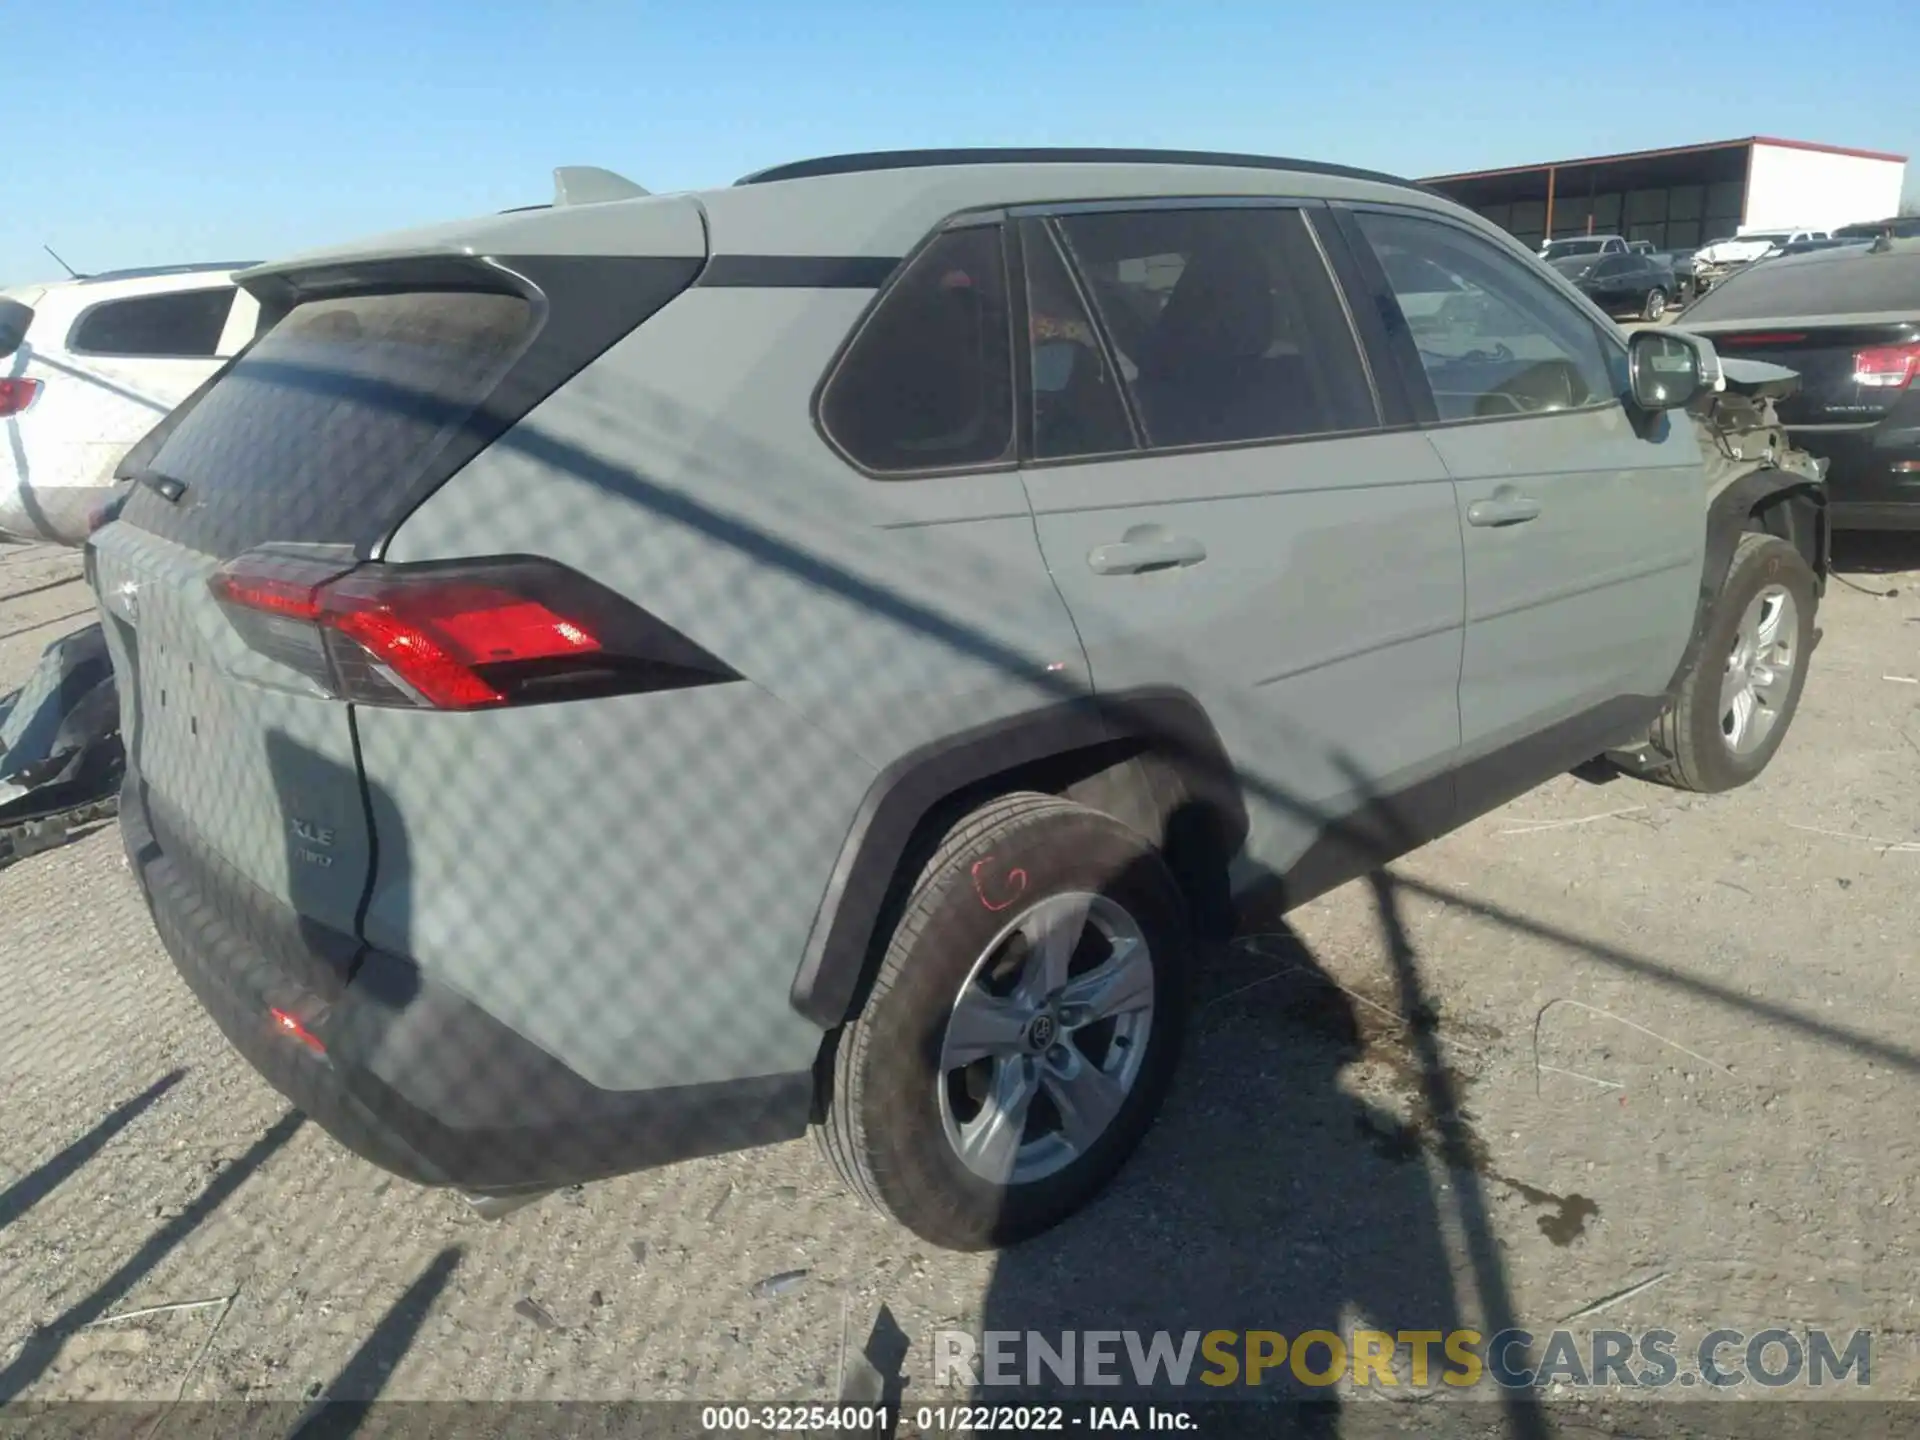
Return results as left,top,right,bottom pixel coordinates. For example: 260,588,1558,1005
209,550,738,710
1854,343,1920,390
0,377,41,416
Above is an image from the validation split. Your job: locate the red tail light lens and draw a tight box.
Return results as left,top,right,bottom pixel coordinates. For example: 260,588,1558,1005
209,550,735,710
1854,343,1920,390
0,377,41,417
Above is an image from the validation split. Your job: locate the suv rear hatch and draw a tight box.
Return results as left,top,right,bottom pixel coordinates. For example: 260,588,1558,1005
91,206,706,1027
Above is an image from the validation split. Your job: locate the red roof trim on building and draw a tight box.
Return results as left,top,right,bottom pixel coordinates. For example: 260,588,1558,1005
1749,136,1908,164
1421,136,1906,185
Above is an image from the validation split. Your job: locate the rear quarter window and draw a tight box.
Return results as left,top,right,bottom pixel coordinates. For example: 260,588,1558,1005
817,226,1015,474
66,287,236,358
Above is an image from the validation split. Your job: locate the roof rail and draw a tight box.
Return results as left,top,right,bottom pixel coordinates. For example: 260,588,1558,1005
553,166,649,206
735,147,1434,195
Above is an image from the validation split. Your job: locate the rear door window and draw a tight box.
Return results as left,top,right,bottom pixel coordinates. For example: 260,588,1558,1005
121,288,535,557
66,287,236,358
817,225,1015,474
1054,206,1377,449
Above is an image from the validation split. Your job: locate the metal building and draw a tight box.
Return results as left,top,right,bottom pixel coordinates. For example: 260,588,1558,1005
1423,137,1908,253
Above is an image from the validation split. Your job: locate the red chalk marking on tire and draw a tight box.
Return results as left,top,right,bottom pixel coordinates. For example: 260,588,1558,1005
971,856,1028,912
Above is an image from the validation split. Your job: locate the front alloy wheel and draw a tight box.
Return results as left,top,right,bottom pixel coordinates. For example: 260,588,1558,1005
1720,583,1798,756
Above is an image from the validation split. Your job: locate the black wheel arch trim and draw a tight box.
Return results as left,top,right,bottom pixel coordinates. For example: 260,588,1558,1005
1666,466,1829,700
789,687,1248,1028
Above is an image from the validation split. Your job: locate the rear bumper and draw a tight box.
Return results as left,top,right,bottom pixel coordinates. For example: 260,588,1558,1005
121,775,813,1195
1787,425,1920,529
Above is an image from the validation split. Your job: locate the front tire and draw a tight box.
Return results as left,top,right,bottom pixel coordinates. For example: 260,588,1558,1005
818,792,1191,1250
1644,532,1816,792
1643,287,1668,321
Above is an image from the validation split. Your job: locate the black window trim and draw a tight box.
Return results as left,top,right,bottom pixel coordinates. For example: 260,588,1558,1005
815,195,1422,482
810,210,1024,482
1011,194,1393,473
63,285,239,361
1328,199,1632,437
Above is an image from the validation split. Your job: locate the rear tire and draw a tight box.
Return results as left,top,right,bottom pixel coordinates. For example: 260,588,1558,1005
1643,532,1816,792
817,792,1190,1250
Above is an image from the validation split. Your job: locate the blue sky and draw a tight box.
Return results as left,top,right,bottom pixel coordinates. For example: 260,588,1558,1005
3,0,1915,285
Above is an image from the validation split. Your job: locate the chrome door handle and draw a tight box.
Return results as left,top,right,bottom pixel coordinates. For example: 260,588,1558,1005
1087,525,1209,575
1466,493,1542,527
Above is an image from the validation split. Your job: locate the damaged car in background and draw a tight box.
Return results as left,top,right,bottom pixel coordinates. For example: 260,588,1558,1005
0,262,258,548
1675,236,1919,530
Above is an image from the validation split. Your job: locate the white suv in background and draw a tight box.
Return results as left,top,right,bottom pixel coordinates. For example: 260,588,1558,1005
0,262,258,546
1695,229,1829,267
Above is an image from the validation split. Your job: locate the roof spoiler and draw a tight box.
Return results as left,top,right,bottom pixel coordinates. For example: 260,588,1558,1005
553,167,649,206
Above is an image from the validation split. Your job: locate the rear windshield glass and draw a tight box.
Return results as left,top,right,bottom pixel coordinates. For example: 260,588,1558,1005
1681,248,1920,323
122,288,534,557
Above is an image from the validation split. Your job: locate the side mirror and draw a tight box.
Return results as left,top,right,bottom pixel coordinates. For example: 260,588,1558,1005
1628,328,1720,411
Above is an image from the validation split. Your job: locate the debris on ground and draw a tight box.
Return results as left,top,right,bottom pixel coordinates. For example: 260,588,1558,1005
513,1298,564,1332
750,1269,808,1299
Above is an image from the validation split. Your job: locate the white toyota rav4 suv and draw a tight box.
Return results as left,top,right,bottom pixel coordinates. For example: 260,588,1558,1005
1,262,259,545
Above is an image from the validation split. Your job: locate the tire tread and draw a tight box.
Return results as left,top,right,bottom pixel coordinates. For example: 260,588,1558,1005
1642,531,1811,792
816,792,1075,1215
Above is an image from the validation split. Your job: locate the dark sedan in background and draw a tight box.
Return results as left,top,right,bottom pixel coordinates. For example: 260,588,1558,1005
1549,250,1679,321
1676,239,1920,530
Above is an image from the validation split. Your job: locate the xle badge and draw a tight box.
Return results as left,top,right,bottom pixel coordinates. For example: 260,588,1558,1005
291,818,334,869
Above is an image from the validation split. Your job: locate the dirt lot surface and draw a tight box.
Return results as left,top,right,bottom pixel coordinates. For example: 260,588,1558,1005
5,532,1920,1426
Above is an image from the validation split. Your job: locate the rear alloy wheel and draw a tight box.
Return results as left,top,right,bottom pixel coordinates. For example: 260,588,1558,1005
1643,287,1668,321
818,792,1190,1250
937,891,1155,1187
1644,532,1816,792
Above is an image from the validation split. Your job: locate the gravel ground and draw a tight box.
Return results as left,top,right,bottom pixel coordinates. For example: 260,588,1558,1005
4,533,1920,1422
